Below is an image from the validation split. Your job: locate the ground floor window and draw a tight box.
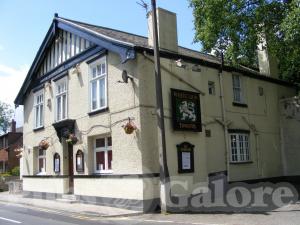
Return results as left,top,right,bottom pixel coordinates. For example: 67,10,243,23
230,133,250,162
0,161,7,173
94,136,112,173
38,149,46,174
53,153,60,173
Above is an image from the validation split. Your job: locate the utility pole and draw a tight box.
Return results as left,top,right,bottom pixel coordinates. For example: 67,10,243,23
150,0,170,213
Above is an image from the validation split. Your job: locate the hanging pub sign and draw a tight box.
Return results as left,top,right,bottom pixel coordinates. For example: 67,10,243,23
171,89,202,132
177,142,194,173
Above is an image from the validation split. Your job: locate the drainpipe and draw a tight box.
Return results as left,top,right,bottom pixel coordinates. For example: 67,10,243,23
255,133,262,177
279,99,287,176
218,53,230,182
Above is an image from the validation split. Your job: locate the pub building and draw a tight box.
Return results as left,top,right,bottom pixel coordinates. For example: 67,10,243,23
15,8,300,212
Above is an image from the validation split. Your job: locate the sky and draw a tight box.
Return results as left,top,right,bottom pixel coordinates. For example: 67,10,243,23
0,0,202,128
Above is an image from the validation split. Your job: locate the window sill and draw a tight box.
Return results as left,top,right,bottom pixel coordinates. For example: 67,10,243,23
88,107,109,116
33,126,44,132
230,161,253,165
232,102,248,108
36,172,47,176
94,170,113,174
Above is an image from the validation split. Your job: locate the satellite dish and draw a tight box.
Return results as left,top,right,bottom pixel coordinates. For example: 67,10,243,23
122,70,129,83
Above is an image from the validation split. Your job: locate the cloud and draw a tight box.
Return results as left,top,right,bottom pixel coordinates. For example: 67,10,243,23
0,64,29,106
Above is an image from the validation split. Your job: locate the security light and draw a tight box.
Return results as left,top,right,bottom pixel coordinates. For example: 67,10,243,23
175,59,186,68
72,63,81,75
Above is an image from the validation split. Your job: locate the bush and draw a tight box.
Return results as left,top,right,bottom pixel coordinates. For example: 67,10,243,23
0,172,11,177
11,167,20,176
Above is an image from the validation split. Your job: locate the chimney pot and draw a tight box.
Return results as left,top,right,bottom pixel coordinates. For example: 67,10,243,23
11,119,16,133
148,8,178,53
257,33,279,78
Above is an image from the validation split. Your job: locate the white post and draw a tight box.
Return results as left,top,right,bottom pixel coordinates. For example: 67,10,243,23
19,157,23,180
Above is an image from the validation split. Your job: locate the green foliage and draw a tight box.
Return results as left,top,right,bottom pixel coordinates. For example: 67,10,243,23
10,166,20,176
0,172,11,177
0,101,13,134
189,0,300,83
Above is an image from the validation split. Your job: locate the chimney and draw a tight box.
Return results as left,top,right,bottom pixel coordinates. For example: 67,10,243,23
257,34,279,78
148,8,178,53
11,119,16,133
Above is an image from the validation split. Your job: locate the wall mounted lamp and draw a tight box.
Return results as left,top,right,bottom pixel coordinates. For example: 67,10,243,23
175,59,186,68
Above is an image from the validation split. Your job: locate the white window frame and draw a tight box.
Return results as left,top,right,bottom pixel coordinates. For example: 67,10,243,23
94,136,112,174
232,74,244,103
89,56,107,112
230,132,250,163
33,90,44,129
37,149,46,175
54,77,68,122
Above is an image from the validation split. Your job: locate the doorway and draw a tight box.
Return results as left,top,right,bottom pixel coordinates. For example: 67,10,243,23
68,143,74,194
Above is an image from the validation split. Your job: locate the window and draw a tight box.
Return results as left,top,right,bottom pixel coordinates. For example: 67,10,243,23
55,77,68,122
34,90,44,129
94,136,112,173
38,149,46,174
208,81,215,95
89,57,107,112
76,150,84,172
230,133,250,162
53,153,60,173
232,75,244,103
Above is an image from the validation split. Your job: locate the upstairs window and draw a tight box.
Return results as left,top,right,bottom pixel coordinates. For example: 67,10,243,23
94,136,112,173
232,75,244,103
34,90,44,129
89,57,107,112
230,132,250,163
55,77,68,122
208,81,215,95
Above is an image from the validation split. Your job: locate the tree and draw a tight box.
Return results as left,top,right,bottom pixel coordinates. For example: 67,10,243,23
189,0,300,83
0,102,13,134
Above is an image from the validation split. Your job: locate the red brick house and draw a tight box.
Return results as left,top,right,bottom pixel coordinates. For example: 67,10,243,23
0,120,23,173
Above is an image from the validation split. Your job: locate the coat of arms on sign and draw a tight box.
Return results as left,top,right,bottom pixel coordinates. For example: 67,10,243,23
171,89,202,132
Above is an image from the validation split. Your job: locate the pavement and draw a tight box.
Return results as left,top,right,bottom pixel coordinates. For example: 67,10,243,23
0,191,141,218
0,192,300,225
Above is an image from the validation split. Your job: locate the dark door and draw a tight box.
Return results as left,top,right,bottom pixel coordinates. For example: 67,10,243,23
68,144,74,194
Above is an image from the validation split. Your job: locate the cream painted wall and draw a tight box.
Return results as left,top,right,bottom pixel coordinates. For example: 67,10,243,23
23,51,145,178
74,177,160,200
23,178,69,193
22,46,297,200
136,52,296,188
280,98,300,176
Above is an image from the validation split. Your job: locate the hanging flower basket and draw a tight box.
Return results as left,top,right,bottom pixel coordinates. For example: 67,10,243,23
16,152,23,159
14,147,23,158
122,118,137,134
66,133,78,145
39,140,49,150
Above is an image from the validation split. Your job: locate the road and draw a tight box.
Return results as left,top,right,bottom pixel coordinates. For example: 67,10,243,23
0,202,211,225
1,201,299,225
